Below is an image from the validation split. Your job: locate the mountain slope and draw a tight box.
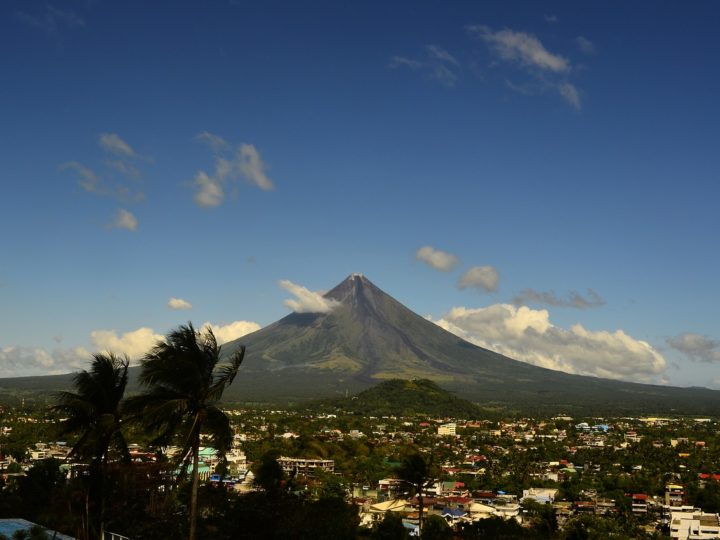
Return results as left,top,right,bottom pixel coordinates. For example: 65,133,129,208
217,274,720,414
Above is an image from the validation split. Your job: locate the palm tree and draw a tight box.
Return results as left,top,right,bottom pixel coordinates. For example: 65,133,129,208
398,451,435,534
53,352,130,539
129,323,245,540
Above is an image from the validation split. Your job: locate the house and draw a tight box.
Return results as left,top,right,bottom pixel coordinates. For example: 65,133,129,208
277,456,334,476
522,488,558,504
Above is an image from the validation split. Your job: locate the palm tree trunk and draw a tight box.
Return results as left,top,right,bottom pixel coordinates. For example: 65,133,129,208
418,483,424,534
189,433,200,540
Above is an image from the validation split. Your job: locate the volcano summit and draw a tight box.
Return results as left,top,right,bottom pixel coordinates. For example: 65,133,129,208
218,274,720,414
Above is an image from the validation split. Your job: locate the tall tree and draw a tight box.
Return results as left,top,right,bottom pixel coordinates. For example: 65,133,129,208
129,323,245,540
398,451,435,534
53,353,130,539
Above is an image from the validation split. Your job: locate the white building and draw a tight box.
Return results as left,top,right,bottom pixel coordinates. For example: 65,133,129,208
670,511,720,540
438,423,457,437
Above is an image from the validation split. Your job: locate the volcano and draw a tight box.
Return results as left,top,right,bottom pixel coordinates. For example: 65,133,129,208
217,274,720,414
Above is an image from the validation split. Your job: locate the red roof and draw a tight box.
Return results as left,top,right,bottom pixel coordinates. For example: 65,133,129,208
631,494,649,500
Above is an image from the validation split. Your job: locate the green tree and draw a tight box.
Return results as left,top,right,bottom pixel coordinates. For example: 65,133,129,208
53,353,130,539
370,512,409,540
129,323,245,540
421,515,452,540
398,451,435,534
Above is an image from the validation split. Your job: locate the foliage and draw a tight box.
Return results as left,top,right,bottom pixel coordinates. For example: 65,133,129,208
370,512,409,540
128,322,245,540
420,515,452,540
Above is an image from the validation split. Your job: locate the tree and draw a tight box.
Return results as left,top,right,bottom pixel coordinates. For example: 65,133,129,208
129,323,245,540
398,451,435,534
421,515,452,540
53,353,130,539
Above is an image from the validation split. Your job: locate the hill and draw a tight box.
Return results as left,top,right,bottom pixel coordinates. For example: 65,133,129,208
312,378,483,418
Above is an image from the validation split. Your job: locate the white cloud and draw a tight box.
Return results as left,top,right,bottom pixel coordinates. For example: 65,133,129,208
467,24,583,110
389,45,460,87
415,246,461,272
168,297,193,310
544,14,558,23
196,131,229,151
513,288,604,309
667,333,720,362
99,133,136,157
558,82,581,110
193,171,225,207
433,304,667,382
576,36,596,55
468,25,569,72
458,266,500,292
191,135,274,207
279,280,341,314
111,208,138,231
59,161,100,192
90,327,163,361
0,345,91,377
238,144,274,190
201,320,261,345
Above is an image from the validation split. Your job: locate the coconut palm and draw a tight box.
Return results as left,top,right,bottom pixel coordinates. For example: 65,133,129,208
129,323,245,540
398,451,435,534
53,352,130,539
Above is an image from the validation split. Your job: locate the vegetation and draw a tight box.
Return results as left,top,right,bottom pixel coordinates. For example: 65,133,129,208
52,353,130,539
127,323,245,540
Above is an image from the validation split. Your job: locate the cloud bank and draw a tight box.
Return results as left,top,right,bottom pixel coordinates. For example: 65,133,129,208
667,333,720,362
433,304,667,382
416,246,461,272
279,280,340,313
201,320,261,345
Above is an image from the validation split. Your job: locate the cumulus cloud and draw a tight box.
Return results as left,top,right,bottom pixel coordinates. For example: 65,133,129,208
99,133,136,157
432,304,667,382
201,320,261,345
389,45,461,87
667,333,720,362
90,327,163,361
576,36,596,55
191,133,274,207
458,266,500,293
513,288,605,309
416,246,461,272
110,208,138,231
193,171,224,207
467,24,582,110
0,345,91,377
168,297,192,310
279,280,341,314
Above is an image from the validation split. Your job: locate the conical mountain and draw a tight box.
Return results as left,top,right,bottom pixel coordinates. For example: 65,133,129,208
220,274,720,414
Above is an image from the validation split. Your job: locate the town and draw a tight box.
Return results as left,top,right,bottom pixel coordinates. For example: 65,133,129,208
2,400,720,539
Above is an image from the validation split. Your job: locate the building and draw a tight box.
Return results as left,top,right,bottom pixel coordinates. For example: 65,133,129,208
670,511,720,539
438,423,457,437
277,456,334,476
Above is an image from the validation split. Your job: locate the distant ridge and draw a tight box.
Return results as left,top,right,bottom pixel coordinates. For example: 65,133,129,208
3,274,720,414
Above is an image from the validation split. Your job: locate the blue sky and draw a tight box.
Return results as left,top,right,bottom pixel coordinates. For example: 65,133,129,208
2,1,719,386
